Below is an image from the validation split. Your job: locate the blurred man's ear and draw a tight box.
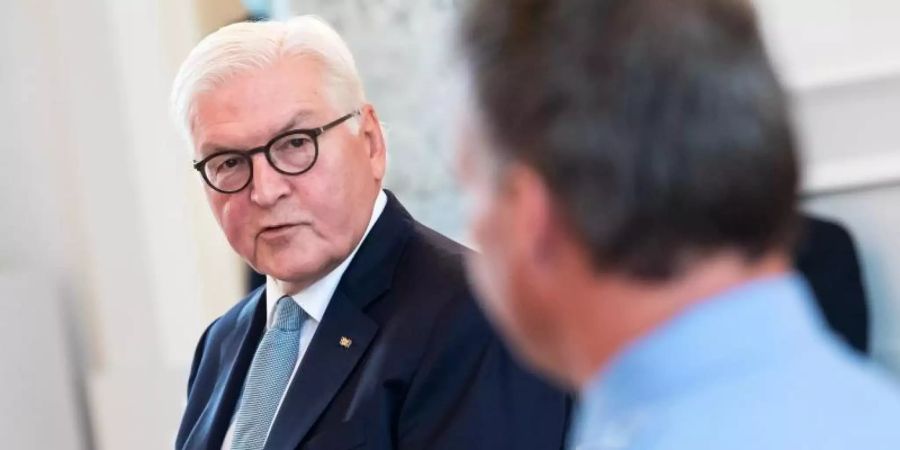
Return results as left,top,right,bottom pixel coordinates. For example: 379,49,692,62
505,163,559,270
507,162,597,291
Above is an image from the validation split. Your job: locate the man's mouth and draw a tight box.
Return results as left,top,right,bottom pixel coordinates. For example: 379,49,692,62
259,223,300,239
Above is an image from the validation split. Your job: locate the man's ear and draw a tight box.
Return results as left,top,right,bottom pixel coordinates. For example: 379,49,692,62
505,163,560,269
358,104,387,181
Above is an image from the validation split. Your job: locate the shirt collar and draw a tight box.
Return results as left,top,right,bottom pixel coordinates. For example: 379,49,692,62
265,190,388,326
572,272,825,442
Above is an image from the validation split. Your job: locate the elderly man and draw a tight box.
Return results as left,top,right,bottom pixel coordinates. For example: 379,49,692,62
172,17,568,450
458,0,900,449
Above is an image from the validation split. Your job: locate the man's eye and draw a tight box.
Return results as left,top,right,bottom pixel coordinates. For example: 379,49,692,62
289,137,309,148
218,157,243,171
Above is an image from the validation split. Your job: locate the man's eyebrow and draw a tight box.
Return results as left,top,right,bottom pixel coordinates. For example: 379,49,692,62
273,110,317,136
197,110,318,159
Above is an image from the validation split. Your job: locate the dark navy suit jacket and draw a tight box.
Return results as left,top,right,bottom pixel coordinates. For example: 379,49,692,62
176,192,570,449
795,216,869,353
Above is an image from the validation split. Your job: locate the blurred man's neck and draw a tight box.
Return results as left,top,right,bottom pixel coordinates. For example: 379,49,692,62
564,251,790,389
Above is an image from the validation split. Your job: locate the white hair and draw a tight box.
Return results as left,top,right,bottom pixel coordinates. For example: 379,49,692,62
171,16,366,140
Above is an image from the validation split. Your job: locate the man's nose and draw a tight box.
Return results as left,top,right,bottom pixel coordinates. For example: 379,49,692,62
249,153,291,207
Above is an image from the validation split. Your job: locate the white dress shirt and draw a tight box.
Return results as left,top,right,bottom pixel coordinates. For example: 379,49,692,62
222,190,387,449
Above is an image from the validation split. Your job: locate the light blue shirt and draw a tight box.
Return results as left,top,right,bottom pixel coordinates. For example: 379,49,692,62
571,273,900,450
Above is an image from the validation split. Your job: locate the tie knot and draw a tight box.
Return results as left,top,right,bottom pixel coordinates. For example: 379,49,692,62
272,296,304,331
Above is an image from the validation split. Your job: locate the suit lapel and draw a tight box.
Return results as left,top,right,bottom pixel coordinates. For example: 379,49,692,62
184,288,267,450
263,191,415,449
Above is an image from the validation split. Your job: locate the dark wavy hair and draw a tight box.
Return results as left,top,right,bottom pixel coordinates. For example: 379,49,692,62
462,0,799,280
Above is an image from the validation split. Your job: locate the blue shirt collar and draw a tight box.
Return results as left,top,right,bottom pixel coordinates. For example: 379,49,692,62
573,272,827,444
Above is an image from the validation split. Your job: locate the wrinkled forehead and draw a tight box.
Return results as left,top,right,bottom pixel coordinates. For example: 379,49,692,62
190,56,336,154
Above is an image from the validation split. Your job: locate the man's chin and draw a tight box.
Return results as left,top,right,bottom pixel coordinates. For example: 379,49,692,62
253,255,330,288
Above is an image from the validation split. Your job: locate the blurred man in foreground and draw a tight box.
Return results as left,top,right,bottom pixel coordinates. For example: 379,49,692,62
458,0,900,448
171,16,568,450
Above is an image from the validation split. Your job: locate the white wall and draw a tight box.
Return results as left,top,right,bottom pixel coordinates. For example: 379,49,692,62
2,1,96,447
0,273,87,449
1,0,244,448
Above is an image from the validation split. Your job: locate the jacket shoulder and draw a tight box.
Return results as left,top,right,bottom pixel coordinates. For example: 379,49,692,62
195,286,264,358
395,221,473,295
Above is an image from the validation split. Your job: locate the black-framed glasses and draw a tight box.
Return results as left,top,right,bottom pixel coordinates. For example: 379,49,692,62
192,110,361,194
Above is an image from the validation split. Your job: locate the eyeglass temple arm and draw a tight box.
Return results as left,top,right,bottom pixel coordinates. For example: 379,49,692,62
316,109,362,135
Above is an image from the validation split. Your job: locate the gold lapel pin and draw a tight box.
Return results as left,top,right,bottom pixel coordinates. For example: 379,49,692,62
339,336,353,349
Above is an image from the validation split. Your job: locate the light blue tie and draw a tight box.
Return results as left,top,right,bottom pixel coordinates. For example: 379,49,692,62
231,296,305,450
